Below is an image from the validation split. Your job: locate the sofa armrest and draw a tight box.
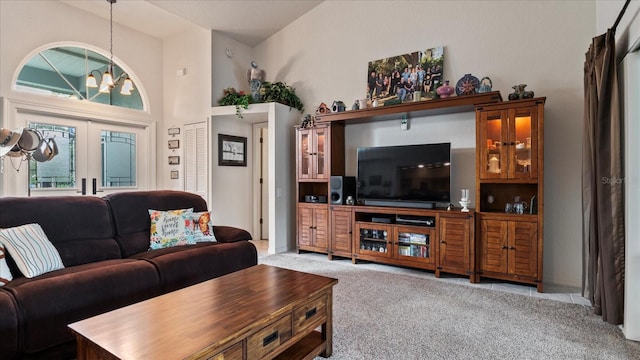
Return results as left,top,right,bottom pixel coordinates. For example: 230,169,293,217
213,226,252,243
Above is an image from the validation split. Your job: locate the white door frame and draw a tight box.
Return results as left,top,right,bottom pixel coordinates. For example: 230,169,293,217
252,122,269,241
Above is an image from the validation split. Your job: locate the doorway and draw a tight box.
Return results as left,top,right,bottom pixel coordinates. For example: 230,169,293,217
5,110,149,197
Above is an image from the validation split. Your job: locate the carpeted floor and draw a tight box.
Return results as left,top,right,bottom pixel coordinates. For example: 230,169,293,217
260,253,640,360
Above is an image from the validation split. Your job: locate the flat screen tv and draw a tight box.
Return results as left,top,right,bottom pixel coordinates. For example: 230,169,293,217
357,143,451,208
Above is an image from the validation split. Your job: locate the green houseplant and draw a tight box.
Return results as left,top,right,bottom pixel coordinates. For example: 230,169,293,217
259,81,304,113
218,82,304,118
218,87,253,118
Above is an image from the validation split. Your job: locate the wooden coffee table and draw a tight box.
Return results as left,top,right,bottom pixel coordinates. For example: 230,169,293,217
69,264,338,359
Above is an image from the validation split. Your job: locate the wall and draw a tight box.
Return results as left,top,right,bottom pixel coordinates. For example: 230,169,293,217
207,32,258,231
0,0,163,192
254,0,596,288
209,114,257,231
596,0,640,342
211,32,254,104
0,1,162,118
163,26,212,191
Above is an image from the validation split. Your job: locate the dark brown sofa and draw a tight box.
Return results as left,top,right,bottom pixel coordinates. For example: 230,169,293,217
0,190,257,359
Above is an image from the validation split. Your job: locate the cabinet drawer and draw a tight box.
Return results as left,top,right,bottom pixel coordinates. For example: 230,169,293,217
293,294,327,334
206,341,243,360
247,314,292,359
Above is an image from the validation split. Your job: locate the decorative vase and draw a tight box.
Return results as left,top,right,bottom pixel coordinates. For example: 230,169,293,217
436,80,455,98
508,85,522,100
509,84,534,100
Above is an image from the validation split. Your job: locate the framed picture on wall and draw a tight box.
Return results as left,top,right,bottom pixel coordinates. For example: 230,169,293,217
168,139,180,149
218,134,247,166
168,156,180,165
170,170,179,179
367,46,444,105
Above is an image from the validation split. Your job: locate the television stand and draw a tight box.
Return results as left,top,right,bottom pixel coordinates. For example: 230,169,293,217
339,204,476,281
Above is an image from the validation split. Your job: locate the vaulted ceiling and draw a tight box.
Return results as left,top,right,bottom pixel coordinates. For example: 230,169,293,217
61,0,323,47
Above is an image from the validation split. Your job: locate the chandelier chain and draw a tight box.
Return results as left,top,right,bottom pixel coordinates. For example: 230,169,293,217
109,0,113,71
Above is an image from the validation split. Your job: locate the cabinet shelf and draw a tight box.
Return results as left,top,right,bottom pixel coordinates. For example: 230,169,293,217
398,241,427,246
360,237,387,243
316,91,502,124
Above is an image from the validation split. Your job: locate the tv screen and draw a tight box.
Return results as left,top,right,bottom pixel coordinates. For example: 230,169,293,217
357,143,451,207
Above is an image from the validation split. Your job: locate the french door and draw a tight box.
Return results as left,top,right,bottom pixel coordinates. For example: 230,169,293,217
16,112,149,197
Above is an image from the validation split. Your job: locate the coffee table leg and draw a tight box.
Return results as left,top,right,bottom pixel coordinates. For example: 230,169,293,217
321,288,333,357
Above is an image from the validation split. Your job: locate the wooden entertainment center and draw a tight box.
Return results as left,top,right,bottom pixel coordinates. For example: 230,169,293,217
295,92,546,292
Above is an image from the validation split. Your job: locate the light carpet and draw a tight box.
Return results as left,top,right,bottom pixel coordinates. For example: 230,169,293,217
259,253,640,360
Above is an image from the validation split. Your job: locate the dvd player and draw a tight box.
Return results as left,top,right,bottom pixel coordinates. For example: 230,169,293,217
395,215,435,227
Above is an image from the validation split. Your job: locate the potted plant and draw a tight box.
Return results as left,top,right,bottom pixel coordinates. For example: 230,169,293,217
218,82,304,118
259,81,304,113
218,87,253,118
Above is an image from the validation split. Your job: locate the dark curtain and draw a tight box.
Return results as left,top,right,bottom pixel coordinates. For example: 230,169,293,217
582,29,625,325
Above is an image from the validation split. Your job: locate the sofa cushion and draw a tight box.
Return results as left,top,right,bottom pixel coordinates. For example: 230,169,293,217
0,196,121,267
132,241,257,293
105,191,208,257
0,223,65,278
0,290,19,358
0,245,12,286
149,208,194,249
186,211,217,243
3,259,162,354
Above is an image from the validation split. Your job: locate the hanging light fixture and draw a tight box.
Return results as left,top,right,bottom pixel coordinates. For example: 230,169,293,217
85,0,135,96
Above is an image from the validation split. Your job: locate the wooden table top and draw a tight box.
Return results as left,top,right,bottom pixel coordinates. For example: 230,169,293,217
68,264,338,359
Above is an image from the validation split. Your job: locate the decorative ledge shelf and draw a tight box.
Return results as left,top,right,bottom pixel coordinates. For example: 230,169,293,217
315,91,503,124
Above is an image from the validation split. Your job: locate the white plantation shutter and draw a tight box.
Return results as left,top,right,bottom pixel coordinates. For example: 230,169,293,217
184,122,208,203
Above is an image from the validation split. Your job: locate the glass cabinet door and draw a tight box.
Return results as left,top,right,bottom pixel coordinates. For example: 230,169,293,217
509,107,538,179
297,129,312,179
394,226,434,264
313,126,327,179
354,223,391,258
297,126,329,180
478,109,507,179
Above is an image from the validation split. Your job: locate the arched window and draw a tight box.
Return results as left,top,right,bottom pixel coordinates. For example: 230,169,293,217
16,46,143,110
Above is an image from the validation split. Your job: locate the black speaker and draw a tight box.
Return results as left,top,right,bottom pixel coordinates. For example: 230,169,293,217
330,176,356,205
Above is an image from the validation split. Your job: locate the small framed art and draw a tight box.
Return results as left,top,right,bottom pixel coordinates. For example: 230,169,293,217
168,139,180,149
218,134,247,167
168,127,180,136
170,170,179,179
168,156,180,165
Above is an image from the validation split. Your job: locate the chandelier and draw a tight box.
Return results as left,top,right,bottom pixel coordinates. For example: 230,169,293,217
85,0,134,96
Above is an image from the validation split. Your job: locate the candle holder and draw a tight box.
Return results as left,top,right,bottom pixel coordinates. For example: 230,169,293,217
459,200,471,212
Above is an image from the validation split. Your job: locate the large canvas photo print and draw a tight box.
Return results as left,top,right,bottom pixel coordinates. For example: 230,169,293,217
367,46,444,106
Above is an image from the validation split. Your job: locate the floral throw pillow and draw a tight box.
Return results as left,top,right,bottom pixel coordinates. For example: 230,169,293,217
185,211,217,243
0,245,12,286
149,208,195,250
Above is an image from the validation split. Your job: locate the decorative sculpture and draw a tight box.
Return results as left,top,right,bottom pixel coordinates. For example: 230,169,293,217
247,61,265,103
